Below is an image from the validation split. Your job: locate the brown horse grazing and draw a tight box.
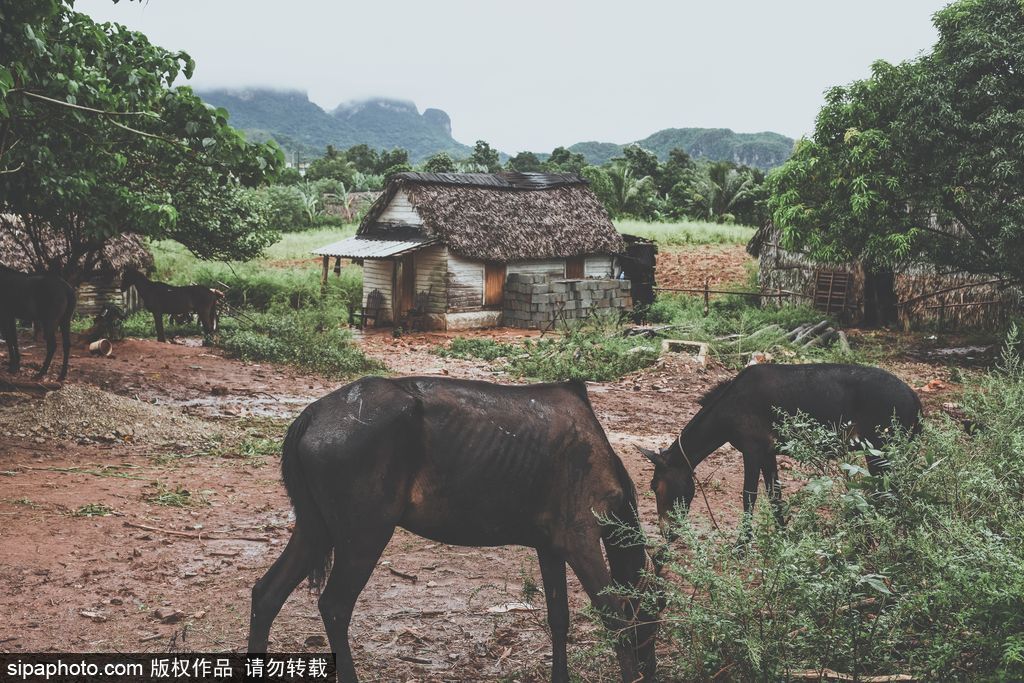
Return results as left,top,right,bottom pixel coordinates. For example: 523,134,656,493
0,265,76,381
639,363,922,533
121,269,222,342
249,377,659,683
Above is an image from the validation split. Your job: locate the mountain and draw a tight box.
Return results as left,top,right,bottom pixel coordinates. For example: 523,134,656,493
197,88,472,162
569,128,795,170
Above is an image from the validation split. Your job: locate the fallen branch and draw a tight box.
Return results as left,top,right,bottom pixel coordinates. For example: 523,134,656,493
788,669,913,682
123,521,269,543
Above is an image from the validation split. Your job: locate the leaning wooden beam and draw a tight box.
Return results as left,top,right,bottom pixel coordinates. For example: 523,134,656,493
320,254,329,295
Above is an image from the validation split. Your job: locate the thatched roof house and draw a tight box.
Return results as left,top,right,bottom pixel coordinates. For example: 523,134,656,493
749,223,1021,330
314,172,631,330
0,218,153,315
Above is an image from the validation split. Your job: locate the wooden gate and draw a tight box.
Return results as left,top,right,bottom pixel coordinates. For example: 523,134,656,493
393,254,416,321
813,270,851,315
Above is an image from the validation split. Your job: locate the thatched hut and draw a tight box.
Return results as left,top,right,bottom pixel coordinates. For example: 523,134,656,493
749,223,1021,330
0,219,153,315
313,172,632,330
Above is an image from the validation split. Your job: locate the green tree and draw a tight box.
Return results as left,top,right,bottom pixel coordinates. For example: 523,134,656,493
468,140,502,173
306,155,355,184
422,152,456,173
599,160,658,219
768,0,1024,281
344,144,379,174
545,146,588,174
0,0,282,282
376,148,409,174
507,151,544,173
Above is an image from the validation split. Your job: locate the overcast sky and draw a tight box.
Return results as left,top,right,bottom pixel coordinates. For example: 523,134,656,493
77,0,949,153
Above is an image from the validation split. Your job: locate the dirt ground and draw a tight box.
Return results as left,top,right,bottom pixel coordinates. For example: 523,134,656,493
0,323,973,680
655,244,754,292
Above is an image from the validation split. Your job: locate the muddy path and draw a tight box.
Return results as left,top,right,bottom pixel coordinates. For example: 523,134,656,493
0,328,969,680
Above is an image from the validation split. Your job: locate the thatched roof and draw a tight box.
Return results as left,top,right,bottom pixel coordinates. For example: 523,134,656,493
0,216,153,278
358,172,624,262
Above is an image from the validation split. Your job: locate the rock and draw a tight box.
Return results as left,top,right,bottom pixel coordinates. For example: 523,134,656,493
79,610,107,622
192,610,207,619
152,607,184,623
304,635,327,647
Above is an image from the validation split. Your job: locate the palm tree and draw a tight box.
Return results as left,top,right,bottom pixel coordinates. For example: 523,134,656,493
688,163,758,223
605,160,655,217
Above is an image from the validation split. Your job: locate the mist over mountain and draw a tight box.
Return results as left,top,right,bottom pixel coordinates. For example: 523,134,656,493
199,88,794,169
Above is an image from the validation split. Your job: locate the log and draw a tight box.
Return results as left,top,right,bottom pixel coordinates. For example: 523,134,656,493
836,330,851,354
793,320,830,344
802,327,836,349
786,323,813,341
0,378,63,394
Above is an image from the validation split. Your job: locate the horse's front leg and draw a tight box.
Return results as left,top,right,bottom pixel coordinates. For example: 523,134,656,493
34,319,57,379
2,318,20,373
153,312,166,343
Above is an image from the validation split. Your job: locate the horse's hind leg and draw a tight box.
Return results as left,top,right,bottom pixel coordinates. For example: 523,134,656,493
319,521,396,682
35,319,57,379
761,455,785,528
537,547,570,683
248,523,327,652
58,317,71,381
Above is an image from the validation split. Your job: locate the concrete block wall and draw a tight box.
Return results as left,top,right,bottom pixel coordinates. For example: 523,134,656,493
503,274,632,329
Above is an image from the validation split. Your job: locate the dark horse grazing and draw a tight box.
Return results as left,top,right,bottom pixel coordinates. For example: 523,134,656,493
249,377,659,682
0,265,76,381
121,269,222,342
639,363,922,530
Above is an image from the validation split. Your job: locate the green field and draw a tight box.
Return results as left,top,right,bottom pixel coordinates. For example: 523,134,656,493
614,218,755,246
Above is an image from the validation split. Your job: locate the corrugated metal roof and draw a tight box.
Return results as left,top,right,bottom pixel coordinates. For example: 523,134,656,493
390,171,585,190
312,236,437,259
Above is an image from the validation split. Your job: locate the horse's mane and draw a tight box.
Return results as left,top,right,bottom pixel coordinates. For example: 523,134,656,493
697,376,735,407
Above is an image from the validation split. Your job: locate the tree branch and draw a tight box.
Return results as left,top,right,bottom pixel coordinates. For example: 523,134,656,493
18,90,159,117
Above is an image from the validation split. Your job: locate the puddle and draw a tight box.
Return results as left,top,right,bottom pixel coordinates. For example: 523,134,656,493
156,394,318,418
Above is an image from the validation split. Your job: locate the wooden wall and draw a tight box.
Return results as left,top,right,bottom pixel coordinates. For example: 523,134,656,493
377,190,422,226
507,259,566,279
414,244,448,314
446,253,485,312
363,259,394,323
584,256,614,278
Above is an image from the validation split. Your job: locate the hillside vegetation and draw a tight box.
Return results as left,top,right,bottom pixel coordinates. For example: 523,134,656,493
570,127,794,170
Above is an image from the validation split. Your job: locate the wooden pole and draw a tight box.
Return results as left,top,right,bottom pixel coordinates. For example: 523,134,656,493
703,279,710,317
320,255,329,296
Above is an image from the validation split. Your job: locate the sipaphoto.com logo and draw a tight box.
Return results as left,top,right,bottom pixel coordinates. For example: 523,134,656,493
6,658,143,680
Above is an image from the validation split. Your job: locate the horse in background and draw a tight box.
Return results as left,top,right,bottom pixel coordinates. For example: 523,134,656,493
0,265,76,381
121,269,223,342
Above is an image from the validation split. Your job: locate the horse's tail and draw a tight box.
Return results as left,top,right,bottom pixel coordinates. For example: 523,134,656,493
280,409,334,590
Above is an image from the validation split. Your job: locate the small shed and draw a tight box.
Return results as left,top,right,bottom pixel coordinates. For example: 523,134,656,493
749,223,1021,330
0,220,153,316
314,172,631,330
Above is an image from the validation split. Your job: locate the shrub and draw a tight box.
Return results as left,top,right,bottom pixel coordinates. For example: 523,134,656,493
219,305,384,377
640,330,1024,681
435,338,516,361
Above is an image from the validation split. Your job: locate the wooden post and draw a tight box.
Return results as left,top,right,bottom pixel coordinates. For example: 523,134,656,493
703,279,710,317
320,255,329,296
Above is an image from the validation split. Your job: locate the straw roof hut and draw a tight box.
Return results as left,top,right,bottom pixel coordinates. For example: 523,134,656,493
0,217,153,315
313,172,630,330
749,222,1021,330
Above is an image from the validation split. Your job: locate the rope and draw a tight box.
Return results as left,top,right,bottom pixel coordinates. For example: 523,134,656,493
677,433,720,532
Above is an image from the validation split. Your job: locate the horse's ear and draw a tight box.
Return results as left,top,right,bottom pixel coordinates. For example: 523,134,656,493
636,446,670,468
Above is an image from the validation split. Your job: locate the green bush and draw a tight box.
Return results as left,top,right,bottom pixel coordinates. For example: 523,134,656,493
435,318,661,382
219,305,384,377
640,330,1024,681
434,337,516,361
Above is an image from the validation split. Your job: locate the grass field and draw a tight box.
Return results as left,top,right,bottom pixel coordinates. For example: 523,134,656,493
614,218,755,246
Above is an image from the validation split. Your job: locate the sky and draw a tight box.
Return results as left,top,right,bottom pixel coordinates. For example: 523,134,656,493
77,0,951,153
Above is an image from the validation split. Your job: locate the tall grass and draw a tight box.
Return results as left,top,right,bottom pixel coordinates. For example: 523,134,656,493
615,218,755,246
635,330,1024,681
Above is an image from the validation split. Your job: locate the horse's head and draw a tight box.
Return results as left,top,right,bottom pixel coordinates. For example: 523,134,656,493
120,269,141,291
638,442,694,536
